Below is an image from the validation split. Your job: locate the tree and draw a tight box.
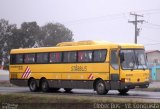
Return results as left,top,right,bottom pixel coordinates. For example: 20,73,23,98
41,23,73,47
0,20,74,69
19,22,41,48
0,19,16,69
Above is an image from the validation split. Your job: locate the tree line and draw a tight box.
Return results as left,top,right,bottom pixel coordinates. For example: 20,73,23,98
0,19,74,69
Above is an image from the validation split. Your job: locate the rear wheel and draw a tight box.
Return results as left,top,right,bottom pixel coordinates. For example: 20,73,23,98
96,80,108,95
64,88,72,92
118,89,129,95
29,79,38,92
41,79,50,92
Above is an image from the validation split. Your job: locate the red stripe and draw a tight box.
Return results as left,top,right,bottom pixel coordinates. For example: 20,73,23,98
90,75,94,79
88,74,92,79
24,69,31,78
88,74,94,79
21,66,29,78
22,67,30,78
25,69,31,78
21,66,30,78
26,72,31,78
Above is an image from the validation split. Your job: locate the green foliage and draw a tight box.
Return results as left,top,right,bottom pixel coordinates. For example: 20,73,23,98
0,19,74,69
41,23,73,47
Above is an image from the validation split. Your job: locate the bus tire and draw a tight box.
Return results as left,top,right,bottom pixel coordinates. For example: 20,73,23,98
64,88,72,92
41,79,50,92
118,89,129,95
29,79,38,92
96,80,108,95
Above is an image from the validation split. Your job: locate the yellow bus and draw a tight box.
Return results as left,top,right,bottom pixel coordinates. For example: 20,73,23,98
9,41,150,95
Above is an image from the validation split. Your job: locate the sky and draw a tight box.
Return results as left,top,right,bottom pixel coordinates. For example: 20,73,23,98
0,0,160,50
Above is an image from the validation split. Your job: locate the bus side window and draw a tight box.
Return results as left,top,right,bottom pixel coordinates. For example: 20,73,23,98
63,51,77,63
94,50,107,62
24,54,35,63
37,53,48,63
78,51,84,62
10,55,16,64
16,54,23,64
78,51,93,62
50,52,62,63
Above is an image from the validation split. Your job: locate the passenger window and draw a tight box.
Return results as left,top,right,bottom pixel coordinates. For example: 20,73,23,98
11,54,23,64
16,54,23,64
111,50,119,69
37,53,48,63
63,51,77,62
24,54,35,63
94,50,107,62
78,51,93,62
50,52,62,63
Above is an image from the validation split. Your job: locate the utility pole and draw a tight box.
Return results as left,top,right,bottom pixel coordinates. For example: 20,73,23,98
128,13,144,44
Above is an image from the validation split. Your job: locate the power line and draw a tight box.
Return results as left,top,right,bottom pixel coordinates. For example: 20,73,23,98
62,13,126,25
60,8,160,25
145,22,160,27
145,43,160,46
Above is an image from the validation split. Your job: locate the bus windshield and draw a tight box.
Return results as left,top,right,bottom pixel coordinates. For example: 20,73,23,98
120,49,147,70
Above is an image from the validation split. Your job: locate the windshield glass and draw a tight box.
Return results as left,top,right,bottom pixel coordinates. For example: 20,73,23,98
120,49,147,70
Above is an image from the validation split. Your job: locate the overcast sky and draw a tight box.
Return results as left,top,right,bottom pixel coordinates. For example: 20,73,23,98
1,0,160,50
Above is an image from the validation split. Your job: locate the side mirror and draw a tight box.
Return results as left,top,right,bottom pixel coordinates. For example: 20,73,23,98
120,52,125,63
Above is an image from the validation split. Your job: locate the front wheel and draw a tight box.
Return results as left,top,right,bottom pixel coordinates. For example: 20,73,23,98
41,79,50,92
118,89,129,95
96,80,108,95
29,79,38,92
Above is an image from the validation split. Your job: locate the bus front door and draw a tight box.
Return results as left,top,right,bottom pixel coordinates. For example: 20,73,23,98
110,49,120,90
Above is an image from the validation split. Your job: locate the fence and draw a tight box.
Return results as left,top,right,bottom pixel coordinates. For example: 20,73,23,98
149,66,160,81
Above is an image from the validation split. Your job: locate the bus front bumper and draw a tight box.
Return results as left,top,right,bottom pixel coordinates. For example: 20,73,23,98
120,81,150,89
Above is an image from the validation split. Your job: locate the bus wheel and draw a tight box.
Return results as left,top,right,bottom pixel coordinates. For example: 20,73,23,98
64,88,72,92
96,80,108,95
41,79,50,92
29,79,38,92
118,89,129,95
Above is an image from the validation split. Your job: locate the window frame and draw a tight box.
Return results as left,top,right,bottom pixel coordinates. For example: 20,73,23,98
93,49,107,62
24,53,36,64
36,52,49,64
63,51,77,63
49,52,62,63
10,54,24,64
10,49,107,65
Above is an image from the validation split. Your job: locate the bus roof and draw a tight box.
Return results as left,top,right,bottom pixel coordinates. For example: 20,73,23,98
56,40,116,46
10,41,145,54
119,43,144,49
10,41,118,54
